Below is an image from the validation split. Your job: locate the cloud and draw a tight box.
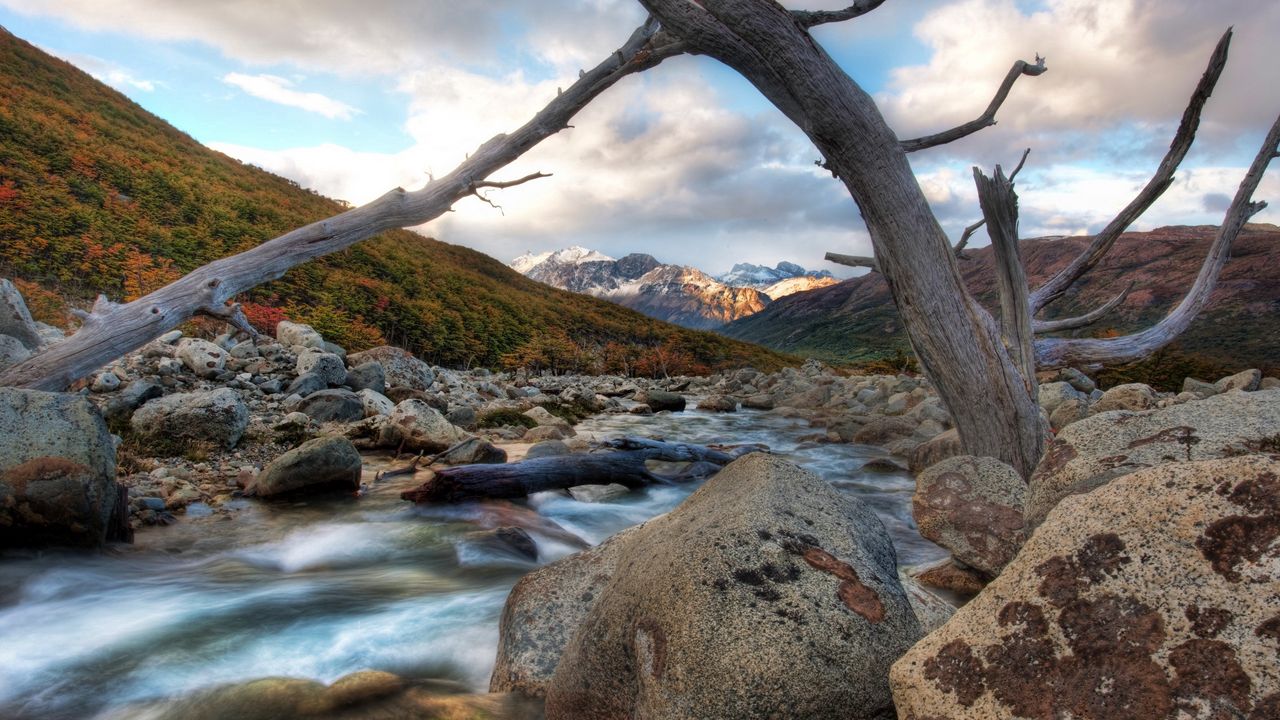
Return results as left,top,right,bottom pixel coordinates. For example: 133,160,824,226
221,73,359,119
40,48,156,92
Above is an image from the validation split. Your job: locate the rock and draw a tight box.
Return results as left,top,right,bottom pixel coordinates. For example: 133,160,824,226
228,339,259,359
274,320,324,349
628,404,653,415
378,400,470,452
908,428,963,474
1182,376,1220,398
356,388,394,417
131,388,249,449
0,334,31,370
635,389,685,412
344,361,385,394
435,437,507,465
491,523,648,698
103,379,165,424
543,454,922,719
156,329,183,345
1216,368,1262,393
525,440,570,460
1262,377,1280,390
284,372,326,398
913,455,1026,576
175,338,226,378
524,424,574,442
1026,388,1280,527
0,389,124,547
1057,367,1096,394
696,394,737,412
1091,382,1156,413
90,371,121,393
464,526,538,562
323,670,403,709
741,393,774,410
891,455,1280,720
248,436,362,498
567,483,631,503
1038,381,1085,416
852,415,917,446
523,406,570,428
1048,397,1088,431
911,558,988,597
445,406,477,430
296,389,364,424
0,279,44,349
861,457,907,473
899,572,955,634
347,346,434,390
295,350,347,387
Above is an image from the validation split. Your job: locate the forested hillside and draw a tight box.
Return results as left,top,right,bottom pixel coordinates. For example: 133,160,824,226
0,27,793,376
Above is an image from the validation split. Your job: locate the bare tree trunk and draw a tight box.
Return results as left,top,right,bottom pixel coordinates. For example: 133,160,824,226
640,0,1046,476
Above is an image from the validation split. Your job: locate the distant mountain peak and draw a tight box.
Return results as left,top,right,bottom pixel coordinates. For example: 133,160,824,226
717,261,834,290
510,245,614,274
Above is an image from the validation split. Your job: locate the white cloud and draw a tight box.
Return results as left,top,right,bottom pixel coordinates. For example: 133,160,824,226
41,48,156,92
221,73,359,120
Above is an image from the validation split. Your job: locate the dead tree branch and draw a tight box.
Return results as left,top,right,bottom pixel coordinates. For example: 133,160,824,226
1035,111,1279,368
954,218,986,257
825,251,880,273
900,58,1046,153
0,20,678,391
974,163,1036,391
1029,29,1232,313
1032,282,1132,334
793,1,888,28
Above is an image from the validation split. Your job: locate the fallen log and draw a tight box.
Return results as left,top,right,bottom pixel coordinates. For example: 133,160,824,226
401,437,764,504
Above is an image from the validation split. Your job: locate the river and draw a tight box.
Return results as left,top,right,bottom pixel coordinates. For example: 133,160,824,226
0,406,944,719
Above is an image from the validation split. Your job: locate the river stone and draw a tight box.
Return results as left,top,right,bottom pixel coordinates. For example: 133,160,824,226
891,455,1280,720
103,379,165,424
249,436,362,498
435,437,507,465
525,440,569,460
913,455,1026,576
1091,382,1157,413
344,361,385,394
1216,368,1262,393
853,415,917,446
378,399,470,452
1048,397,1088,431
908,427,962,474
1026,388,1280,527
296,389,364,423
696,394,737,412
131,387,249,448
295,350,346,387
567,483,630,503
741,393,774,410
0,388,122,548
356,388,394,417
175,338,226,378
635,389,685,412
274,320,325,350
0,279,43,349
285,372,326,398
347,346,434,391
523,406,569,428
544,453,922,720
1038,381,1085,416
491,523,649,698
524,424,574,442
0,334,31,371
1183,376,1220,398
911,558,989,597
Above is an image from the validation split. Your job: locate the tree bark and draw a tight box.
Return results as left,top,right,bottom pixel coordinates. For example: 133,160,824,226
641,0,1046,477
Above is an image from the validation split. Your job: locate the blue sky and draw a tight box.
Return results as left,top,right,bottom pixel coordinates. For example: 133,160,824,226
1,0,1276,277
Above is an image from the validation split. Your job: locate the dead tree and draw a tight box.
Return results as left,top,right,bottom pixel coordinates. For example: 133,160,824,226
2,3,1275,479
633,2,1277,477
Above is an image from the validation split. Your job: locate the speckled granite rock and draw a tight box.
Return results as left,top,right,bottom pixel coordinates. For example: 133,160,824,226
891,455,1280,720
913,455,1027,576
1026,389,1280,527
544,453,922,720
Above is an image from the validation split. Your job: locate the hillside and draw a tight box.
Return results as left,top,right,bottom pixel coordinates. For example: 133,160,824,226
723,225,1280,370
0,27,794,376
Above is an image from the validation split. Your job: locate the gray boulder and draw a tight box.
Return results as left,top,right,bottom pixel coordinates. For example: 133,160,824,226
635,389,685,412
131,388,249,448
1091,382,1156,413
285,372,327,398
525,440,570,460
0,279,44,349
543,453,922,719
274,320,324,349
344,361,386,394
0,388,124,547
378,400,470,452
0,334,31,371
175,338,226,378
249,436,362,498
295,350,347,387
347,346,434,390
297,389,364,423
356,389,394,417
696,394,737,412
1216,368,1261,393
1026,388,1280,527
913,455,1026,576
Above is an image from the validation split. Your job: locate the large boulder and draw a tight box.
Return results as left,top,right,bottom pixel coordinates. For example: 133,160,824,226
296,389,365,423
634,389,685,412
1216,368,1262,393
248,436,363,498
0,388,123,547
913,455,1026,576
347,346,434,390
344,361,386,394
0,334,31,371
175,338,226,378
295,350,347,387
275,320,325,350
378,399,470,452
543,453,923,719
908,427,962,473
1091,382,1156,413
131,388,249,448
891,455,1280,720
0,278,44,349
1027,388,1280,527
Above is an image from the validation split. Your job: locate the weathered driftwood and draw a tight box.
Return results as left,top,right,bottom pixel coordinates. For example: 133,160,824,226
0,19,685,392
401,437,759,503
900,57,1046,153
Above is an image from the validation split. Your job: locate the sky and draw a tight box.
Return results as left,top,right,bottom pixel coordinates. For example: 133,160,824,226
0,0,1277,278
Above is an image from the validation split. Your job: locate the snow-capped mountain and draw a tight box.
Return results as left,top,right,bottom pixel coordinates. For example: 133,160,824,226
717,261,837,295
510,249,769,329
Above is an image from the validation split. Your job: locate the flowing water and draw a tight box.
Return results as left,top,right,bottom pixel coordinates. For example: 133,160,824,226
0,406,944,719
